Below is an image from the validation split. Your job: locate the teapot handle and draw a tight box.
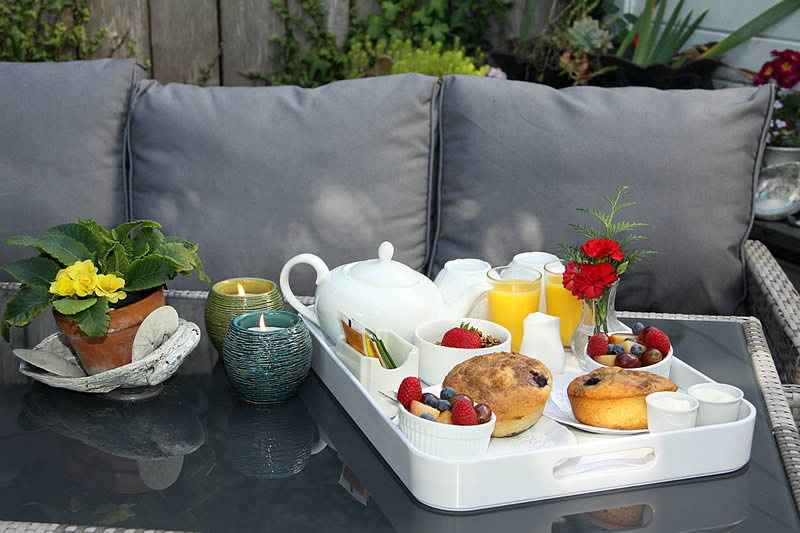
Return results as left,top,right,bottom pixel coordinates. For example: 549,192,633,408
279,253,330,327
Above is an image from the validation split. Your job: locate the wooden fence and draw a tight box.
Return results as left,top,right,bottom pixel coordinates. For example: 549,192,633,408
81,0,551,86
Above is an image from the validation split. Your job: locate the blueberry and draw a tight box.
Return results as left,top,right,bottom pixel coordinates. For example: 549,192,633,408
420,413,436,421
631,322,645,335
440,387,457,400
609,343,625,355
585,377,602,386
530,371,548,388
437,399,452,411
631,344,644,356
422,393,439,408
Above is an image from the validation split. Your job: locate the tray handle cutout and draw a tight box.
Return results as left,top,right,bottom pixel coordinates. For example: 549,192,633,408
553,447,655,479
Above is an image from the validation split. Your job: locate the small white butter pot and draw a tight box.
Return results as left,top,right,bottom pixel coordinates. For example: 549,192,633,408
688,383,744,426
646,391,699,433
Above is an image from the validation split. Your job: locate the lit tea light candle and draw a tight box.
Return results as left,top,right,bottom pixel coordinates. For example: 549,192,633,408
237,283,246,296
248,312,284,332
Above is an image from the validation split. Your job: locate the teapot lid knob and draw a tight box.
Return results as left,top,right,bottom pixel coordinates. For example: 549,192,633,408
378,241,394,263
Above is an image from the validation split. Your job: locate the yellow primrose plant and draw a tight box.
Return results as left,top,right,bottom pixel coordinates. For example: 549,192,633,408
1,218,210,339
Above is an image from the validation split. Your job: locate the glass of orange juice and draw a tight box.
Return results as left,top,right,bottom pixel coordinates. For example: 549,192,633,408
487,266,541,352
544,259,584,347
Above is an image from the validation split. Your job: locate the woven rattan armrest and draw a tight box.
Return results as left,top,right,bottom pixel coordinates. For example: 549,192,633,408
620,311,800,516
745,240,800,384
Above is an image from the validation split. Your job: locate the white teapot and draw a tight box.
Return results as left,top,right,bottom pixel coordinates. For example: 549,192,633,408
279,241,489,342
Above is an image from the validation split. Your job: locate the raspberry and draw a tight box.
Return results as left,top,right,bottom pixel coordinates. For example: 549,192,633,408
645,328,671,355
397,376,422,410
450,398,478,425
587,333,609,357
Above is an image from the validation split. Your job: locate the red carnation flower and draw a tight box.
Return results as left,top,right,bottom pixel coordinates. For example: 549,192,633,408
562,261,579,295
562,261,618,300
580,238,626,261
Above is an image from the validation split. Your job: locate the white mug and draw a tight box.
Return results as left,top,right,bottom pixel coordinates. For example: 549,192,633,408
510,252,559,313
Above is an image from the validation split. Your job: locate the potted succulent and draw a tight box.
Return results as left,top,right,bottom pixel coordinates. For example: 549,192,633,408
1,218,210,374
490,0,614,87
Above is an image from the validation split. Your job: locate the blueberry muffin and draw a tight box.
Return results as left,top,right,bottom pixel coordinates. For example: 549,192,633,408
567,367,678,430
442,351,552,437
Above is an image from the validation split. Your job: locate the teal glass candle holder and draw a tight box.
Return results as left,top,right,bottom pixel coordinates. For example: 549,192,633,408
205,277,285,352
222,310,312,404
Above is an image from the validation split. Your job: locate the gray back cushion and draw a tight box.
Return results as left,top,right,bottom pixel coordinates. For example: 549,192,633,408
0,59,144,278
129,74,439,293
434,75,772,315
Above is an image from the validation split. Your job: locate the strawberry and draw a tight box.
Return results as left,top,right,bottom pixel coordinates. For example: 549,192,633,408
451,398,478,426
587,333,610,357
397,376,422,410
441,322,483,349
644,328,671,355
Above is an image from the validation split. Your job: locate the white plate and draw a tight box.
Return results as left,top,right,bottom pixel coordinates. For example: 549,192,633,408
394,384,577,455
543,373,648,435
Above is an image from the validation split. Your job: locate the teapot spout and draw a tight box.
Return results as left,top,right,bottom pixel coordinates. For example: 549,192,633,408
440,282,490,320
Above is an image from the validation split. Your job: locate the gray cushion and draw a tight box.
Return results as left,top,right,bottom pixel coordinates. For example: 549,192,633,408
0,59,145,279
434,75,773,315
129,74,439,293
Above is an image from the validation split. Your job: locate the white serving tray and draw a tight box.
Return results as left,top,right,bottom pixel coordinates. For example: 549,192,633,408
306,318,756,512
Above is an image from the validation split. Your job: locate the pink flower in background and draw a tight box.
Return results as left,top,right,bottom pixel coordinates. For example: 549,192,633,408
487,67,507,79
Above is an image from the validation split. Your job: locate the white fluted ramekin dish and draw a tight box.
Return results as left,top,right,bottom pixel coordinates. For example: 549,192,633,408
397,404,496,459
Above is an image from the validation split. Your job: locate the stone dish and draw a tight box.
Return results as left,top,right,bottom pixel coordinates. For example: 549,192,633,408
18,319,200,394
755,162,800,221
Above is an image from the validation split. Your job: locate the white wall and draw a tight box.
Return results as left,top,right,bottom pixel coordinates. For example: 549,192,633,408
619,0,800,86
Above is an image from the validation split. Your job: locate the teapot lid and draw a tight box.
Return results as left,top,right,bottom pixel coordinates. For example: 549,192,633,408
348,242,420,288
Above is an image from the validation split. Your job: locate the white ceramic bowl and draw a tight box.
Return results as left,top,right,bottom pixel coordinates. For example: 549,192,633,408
397,403,496,459
414,318,511,385
579,332,673,378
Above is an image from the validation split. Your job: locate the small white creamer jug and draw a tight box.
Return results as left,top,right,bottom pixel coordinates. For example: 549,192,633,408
518,312,566,375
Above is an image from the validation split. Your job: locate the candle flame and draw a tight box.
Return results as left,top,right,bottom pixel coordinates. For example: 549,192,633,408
258,313,267,331
237,283,246,296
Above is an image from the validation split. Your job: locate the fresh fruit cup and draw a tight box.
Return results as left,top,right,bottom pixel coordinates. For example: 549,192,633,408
579,331,674,378
414,318,511,385
397,403,496,459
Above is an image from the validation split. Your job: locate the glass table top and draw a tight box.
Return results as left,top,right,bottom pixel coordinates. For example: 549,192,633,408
0,290,797,532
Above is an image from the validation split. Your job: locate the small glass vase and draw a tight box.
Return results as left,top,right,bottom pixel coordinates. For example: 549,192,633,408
570,281,629,367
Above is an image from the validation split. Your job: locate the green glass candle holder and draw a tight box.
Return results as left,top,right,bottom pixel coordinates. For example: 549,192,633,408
204,277,285,352
222,310,312,404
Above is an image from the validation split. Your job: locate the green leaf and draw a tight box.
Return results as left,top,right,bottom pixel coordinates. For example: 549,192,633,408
698,0,800,60
132,227,164,259
0,257,61,287
53,297,97,315
154,242,195,269
70,297,109,336
2,285,52,327
45,223,103,258
5,235,41,249
193,255,211,284
38,232,91,266
631,0,653,65
111,219,162,242
123,256,175,292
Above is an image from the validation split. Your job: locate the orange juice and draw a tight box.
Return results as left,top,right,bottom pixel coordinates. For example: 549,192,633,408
488,279,540,352
545,276,584,346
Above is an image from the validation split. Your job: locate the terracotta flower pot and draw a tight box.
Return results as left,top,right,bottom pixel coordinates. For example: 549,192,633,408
53,288,166,375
